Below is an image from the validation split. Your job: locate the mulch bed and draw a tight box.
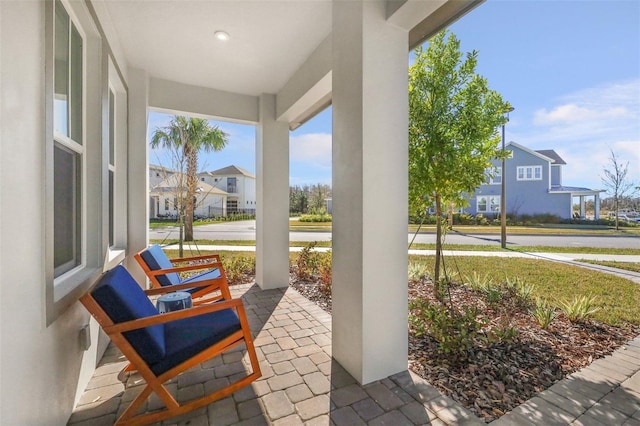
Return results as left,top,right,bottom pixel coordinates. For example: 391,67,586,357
289,275,640,423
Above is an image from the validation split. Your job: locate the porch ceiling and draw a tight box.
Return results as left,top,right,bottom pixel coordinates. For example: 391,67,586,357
93,0,481,102
96,0,332,96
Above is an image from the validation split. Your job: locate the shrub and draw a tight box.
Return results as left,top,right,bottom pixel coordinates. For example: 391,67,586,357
475,214,489,225
484,285,503,306
299,213,332,223
409,262,430,282
293,242,332,289
409,299,485,355
294,242,321,280
222,255,256,285
318,252,332,295
464,271,493,292
505,277,535,306
561,294,600,322
532,298,556,329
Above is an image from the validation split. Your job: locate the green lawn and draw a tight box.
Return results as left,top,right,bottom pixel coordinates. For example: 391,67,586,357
165,249,640,327
152,239,640,256
409,255,640,326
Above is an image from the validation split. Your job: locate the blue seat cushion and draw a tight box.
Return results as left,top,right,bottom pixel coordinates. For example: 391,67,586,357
182,268,221,294
140,245,181,287
92,265,166,364
150,307,242,375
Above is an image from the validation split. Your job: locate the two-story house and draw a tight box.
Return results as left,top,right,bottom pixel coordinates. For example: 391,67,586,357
466,142,603,220
198,165,257,214
150,173,228,219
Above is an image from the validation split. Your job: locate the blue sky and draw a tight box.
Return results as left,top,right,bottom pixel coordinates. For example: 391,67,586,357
149,0,639,194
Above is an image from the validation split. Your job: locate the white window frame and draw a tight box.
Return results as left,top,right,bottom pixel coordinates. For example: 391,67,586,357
105,57,127,263
517,165,543,181
476,195,501,213
485,166,502,185
52,0,86,282
46,0,105,323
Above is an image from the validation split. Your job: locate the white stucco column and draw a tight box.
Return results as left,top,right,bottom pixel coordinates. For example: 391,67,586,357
256,93,290,289
580,196,586,219
126,68,149,284
594,194,601,220
332,0,409,384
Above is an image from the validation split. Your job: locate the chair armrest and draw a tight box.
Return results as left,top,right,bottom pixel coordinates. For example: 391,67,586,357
143,277,226,296
104,298,244,334
170,253,221,263
147,262,223,275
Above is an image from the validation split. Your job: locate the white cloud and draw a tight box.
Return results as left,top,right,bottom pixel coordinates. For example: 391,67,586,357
290,133,332,168
514,79,640,191
533,104,629,125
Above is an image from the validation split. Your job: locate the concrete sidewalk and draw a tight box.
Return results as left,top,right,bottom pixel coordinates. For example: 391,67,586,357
164,244,640,284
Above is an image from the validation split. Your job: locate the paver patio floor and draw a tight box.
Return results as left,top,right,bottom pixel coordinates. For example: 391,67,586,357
69,283,640,425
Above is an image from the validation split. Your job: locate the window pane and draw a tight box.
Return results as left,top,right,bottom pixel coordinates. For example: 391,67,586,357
54,144,81,276
490,197,500,212
227,177,237,193
478,197,487,212
494,167,502,184
109,90,115,165
535,167,541,179
54,1,69,136
70,24,83,144
109,170,114,246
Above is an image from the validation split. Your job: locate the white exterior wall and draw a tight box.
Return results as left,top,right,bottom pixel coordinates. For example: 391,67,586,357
0,2,123,423
243,175,257,210
154,192,227,218
199,171,257,213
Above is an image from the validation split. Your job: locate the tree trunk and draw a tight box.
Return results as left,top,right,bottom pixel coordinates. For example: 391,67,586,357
184,145,198,241
178,213,184,258
434,192,443,299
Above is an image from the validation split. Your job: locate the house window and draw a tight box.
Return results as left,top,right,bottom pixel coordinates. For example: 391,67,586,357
517,166,542,181
227,177,237,193
227,199,238,212
477,196,501,213
53,0,83,277
165,199,170,211
485,167,501,185
108,89,115,246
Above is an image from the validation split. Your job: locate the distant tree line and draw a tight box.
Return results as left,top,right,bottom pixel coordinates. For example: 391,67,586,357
290,184,331,214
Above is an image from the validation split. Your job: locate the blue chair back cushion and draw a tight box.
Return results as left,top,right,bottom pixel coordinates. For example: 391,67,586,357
92,265,166,364
140,245,181,286
152,308,241,375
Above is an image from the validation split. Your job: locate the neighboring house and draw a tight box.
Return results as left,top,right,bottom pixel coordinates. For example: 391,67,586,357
198,165,256,214
465,142,603,220
149,173,228,219
149,164,175,188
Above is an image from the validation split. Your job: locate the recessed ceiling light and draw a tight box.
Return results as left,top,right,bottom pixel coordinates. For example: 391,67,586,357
214,31,230,41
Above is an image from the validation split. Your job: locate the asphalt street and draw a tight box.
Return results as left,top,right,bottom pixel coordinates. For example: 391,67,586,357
149,220,640,249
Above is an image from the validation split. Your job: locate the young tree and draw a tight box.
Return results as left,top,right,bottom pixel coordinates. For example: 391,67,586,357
409,30,510,293
151,116,228,241
601,148,636,230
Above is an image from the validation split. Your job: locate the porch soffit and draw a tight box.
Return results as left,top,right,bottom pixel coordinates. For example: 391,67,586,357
96,0,482,124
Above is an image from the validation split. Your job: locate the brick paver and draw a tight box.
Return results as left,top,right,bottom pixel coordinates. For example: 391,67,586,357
69,283,640,425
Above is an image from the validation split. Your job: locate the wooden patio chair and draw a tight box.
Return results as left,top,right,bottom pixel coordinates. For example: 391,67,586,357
80,264,261,426
134,244,229,304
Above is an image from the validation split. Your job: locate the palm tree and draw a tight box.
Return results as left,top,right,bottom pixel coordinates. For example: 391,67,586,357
151,116,228,242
